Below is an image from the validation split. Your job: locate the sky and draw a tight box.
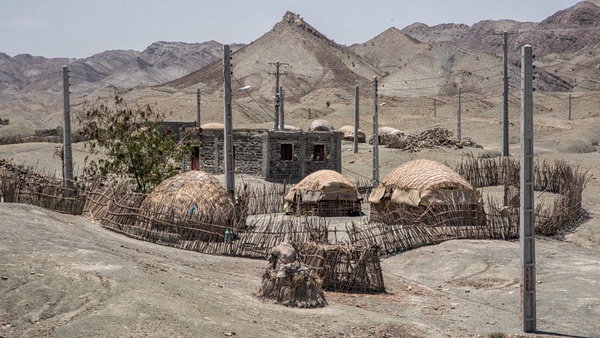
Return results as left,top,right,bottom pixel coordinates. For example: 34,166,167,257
0,0,582,59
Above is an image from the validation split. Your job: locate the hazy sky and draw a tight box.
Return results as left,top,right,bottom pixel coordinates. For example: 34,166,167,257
1,0,581,59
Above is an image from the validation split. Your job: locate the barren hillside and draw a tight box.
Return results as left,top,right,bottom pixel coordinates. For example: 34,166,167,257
400,0,600,92
166,12,383,101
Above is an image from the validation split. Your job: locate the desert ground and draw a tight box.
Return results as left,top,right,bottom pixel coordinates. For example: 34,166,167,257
2,104,600,337
3,2,600,336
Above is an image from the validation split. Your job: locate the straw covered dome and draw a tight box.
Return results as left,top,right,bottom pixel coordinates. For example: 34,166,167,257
369,126,403,145
338,125,366,142
369,159,478,207
201,123,224,130
283,125,302,131
309,119,335,132
141,170,234,226
285,170,361,203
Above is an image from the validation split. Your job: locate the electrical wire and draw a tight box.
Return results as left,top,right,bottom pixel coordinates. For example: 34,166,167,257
231,74,274,120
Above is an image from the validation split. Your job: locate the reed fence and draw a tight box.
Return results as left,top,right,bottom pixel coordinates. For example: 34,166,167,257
0,154,589,293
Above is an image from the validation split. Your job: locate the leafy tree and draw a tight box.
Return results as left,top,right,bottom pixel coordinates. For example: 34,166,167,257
78,96,197,193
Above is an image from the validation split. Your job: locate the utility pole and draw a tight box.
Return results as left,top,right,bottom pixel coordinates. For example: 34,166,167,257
433,98,437,117
502,31,510,157
268,61,289,130
520,44,536,333
354,84,360,154
568,94,572,120
279,85,285,130
457,86,462,142
372,77,379,186
223,45,235,200
196,88,201,126
62,65,73,189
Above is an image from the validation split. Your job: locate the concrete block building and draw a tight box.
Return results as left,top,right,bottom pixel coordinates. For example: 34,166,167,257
184,128,342,184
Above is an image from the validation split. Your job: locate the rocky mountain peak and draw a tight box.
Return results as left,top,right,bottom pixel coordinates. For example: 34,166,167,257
541,0,600,26
278,11,335,45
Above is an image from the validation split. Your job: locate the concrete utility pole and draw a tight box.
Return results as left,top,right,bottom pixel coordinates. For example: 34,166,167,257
268,61,289,130
502,31,510,157
520,44,536,333
568,94,572,121
457,86,462,142
196,88,201,126
223,45,235,200
279,85,285,130
354,84,360,154
372,77,379,186
501,31,510,206
62,65,73,189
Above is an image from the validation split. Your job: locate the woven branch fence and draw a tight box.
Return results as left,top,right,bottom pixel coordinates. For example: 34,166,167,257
0,159,85,214
455,155,589,237
0,154,589,293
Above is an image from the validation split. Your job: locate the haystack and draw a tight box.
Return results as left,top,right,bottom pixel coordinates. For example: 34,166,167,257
138,170,235,241
338,125,366,143
284,170,362,217
257,238,327,308
369,159,485,226
309,119,335,131
368,126,403,145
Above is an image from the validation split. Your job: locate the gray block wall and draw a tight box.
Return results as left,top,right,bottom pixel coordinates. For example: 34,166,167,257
190,129,341,184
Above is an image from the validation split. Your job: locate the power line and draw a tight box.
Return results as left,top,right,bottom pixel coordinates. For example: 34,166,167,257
231,74,274,121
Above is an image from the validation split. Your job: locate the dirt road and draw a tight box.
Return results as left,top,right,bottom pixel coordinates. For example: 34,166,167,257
1,202,599,338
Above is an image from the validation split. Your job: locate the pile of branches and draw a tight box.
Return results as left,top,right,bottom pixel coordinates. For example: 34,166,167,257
386,127,482,153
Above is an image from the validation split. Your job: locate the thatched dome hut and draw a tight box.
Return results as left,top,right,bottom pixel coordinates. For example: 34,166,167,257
368,159,485,226
138,170,235,241
284,170,362,217
283,125,302,131
338,125,366,143
368,126,403,145
309,119,335,132
201,123,224,130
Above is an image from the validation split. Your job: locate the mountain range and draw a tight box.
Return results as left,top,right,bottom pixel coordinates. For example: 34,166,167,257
0,1,599,133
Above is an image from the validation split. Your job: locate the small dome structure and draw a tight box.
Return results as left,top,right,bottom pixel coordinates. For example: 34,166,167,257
338,125,366,143
309,119,335,132
201,123,224,130
283,125,302,131
368,126,403,145
285,170,362,216
369,159,485,225
139,170,235,241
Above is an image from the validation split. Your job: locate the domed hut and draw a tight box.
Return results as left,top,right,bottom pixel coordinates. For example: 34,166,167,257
309,119,335,132
368,126,403,145
338,125,366,143
138,170,236,242
283,125,302,131
284,170,362,217
368,159,485,227
200,122,224,130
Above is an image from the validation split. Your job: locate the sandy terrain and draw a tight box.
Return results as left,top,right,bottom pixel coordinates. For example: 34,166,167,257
2,91,600,337
1,202,599,338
